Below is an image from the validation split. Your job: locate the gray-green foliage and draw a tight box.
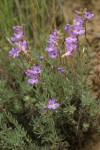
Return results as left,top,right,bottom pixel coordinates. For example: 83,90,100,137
0,112,37,150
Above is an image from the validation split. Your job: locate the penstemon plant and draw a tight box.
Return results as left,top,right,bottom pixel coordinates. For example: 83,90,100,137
0,9,99,150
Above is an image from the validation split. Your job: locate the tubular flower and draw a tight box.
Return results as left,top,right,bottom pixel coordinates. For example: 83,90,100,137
84,11,94,19
25,65,42,85
9,25,27,57
46,29,60,59
43,98,60,110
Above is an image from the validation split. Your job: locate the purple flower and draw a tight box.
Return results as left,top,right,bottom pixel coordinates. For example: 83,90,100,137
10,25,27,57
64,24,72,32
47,41,55,48
21,40,27,52
53,29,59,36
57,67,65,73
49,29,59,43
10,37,16,42
65,37,77,43
25,65,42,85
46,41,56,52
13,33,24,42
48,49,58,58
62,50,74,58
66,41,77,51
10,40,27,56
18,40,27,52
11,26,24,42
46,47,55,52
13,26,24,34
28,75,38,85
46,41,57,52
32,65,42,74
46,29,60,59
84,11,94,19
70,31,77,38
25,69,34,77
25,65,42,76
53,29,60,41
73,24,85,35
44,98,60,110
48,98,60,109
43,106,47,110
65,30,77,52
9,47,20,57
39,56,44,61
74,15,84,25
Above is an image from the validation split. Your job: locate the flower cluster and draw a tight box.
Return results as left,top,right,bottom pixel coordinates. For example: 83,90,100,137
43,98,60,110
25,65,42,85
9,9,94,110
46,29,60,58
62,9,94,57
9,26,27,57
57,67,65,74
